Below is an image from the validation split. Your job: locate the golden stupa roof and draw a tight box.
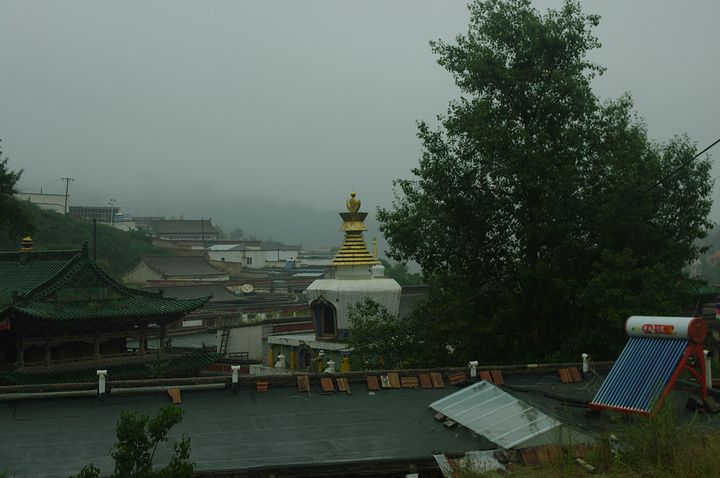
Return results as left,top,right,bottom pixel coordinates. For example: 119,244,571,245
329,192,380,266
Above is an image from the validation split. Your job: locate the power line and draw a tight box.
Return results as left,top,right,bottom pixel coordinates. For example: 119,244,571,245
343,137,720,353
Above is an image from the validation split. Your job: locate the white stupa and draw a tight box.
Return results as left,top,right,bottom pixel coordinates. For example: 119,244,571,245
305,191,402,340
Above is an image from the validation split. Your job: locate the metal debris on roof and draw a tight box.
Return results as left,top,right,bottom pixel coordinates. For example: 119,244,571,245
433,451,505,477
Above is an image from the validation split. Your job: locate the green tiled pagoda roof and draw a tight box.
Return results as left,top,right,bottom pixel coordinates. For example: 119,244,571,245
0,246,209,321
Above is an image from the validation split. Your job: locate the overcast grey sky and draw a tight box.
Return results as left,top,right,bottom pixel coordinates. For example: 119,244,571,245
2,1,719,249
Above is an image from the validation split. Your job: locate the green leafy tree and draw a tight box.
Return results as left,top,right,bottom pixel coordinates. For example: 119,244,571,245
215,225,229,240
379,258,424,286
345,298,413,370
71,404,193,478
0,143,36,240
229,227,244,240
377,0,714,365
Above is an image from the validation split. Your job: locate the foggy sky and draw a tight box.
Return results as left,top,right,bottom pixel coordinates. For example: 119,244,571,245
2,1,718,250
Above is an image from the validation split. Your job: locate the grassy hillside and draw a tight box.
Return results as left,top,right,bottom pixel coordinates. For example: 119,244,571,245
0,202,167,280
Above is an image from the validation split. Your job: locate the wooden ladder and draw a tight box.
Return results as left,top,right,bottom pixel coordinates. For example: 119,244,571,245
219,327,230,355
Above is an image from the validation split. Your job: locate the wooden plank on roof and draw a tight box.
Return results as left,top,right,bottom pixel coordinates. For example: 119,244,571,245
430,372,445,388
491,370,504,385
401,376,419,388
448,372,466,385
479,371,493,383
386,373,401,389
569,367,583,382
167,388,181,404
320,377,334,392
418,373,432,389
256,381,269,392
366,376,380,391
297,375,310,392
558,368,573,383
337,377,350,392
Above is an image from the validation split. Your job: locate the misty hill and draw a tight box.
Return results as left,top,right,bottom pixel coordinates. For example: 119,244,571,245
0,202,166,280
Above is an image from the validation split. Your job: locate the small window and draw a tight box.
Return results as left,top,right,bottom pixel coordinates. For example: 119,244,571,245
246,257,253,265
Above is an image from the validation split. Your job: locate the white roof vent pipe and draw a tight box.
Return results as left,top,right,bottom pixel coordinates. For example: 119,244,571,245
704,350,712,390
468,361,478,379
231,365,241,395
97,370,108,401
582,353,591,375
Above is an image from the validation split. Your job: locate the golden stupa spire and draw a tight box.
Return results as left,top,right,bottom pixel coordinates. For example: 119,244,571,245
330,192,380,266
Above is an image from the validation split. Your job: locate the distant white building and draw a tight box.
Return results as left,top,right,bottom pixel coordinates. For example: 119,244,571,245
207,242,302,269
16,193,67,214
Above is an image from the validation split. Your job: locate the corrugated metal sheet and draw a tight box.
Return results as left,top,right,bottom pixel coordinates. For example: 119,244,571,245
429,381,595,449
590,337,688,414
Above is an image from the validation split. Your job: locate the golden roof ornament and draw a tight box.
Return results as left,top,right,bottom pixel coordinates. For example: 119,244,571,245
346,191,361,213
21,236,33,252
330,191,380,266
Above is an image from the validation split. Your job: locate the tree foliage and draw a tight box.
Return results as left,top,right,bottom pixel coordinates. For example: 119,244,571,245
345,297,412,370
0,144,36,241
379,258,424,286
71,405,193,478
377,0,714,365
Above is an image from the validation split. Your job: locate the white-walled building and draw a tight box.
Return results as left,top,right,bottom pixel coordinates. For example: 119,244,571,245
207,242,302,269
16,192,67,214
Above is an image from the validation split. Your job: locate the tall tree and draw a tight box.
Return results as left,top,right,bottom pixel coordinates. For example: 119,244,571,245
0,142,36,241
377,0,714,364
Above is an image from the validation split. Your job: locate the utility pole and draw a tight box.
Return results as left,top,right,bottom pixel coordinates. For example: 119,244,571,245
62,177,73,214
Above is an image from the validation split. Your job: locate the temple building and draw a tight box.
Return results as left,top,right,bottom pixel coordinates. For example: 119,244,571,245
0,239,209,369
267,192,401,371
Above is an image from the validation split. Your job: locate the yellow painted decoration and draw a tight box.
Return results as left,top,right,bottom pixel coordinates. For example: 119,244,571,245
290,350,296,370
269,349,274,368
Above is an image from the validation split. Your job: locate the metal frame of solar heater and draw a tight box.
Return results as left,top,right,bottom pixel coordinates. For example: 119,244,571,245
589,316,707,417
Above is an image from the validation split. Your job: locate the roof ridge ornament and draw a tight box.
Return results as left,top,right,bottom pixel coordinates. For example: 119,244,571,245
346,191,361,213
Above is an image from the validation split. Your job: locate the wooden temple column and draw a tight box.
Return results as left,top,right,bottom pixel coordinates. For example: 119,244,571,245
16,338,25,368
138,328,146,356
160,324,166,353
44,338,52,366
94,334,100,361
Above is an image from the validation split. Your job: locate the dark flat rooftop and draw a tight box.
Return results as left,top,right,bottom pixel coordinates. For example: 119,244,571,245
0,382,484,478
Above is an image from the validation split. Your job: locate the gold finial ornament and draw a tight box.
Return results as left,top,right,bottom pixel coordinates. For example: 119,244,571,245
346,192,361,213
21,236,33,252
